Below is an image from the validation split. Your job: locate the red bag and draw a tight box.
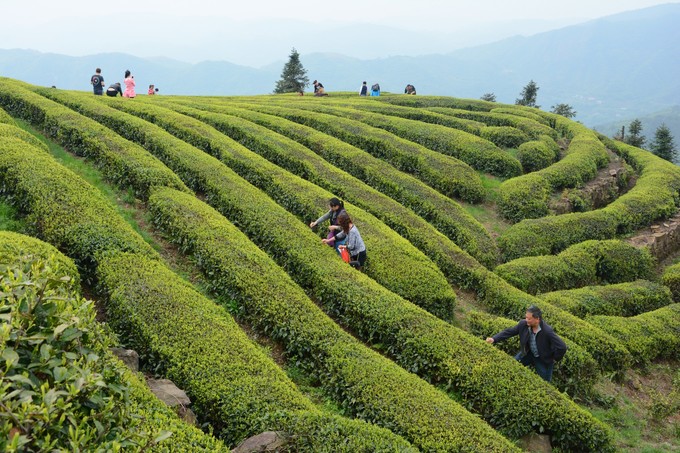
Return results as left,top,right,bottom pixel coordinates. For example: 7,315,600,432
338,245,350,263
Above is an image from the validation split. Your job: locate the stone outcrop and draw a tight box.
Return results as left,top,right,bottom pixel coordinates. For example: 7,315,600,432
232,431,288,452
628,210,680,262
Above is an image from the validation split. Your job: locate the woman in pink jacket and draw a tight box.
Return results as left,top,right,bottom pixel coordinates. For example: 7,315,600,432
123,69,136,98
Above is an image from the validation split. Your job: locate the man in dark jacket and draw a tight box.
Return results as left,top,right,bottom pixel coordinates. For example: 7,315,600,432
486,305,567,382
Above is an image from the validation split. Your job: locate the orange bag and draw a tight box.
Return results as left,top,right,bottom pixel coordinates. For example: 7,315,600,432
338,245,350,263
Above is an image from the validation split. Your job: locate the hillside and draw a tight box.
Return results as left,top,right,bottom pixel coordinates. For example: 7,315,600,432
1,78,680,451
1,3,679,127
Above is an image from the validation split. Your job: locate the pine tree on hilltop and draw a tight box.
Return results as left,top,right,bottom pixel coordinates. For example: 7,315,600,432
625,119,646,148
515,80,540,108
274,48,309,94
650,123,677,163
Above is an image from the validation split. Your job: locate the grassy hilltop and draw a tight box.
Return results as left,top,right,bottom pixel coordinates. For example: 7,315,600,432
1,79,679,451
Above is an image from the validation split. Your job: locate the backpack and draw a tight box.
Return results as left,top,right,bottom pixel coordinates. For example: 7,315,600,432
371,83,380,91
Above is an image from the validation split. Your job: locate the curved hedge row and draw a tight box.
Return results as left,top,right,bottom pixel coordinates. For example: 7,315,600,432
491,107,551,125
246,101,522,178
588,304,680,364
43,90,457,318
498,137,680,260
22,90,617,449
0,120,415,450
479,126,530,149
662,262,680,301
0,123,49,152
497,123,609,223
425,106,557,139
0,241,229,452
147,186,518,452
497,173,551,223
150,98,498,267
232,103,490,198
0,105,13,123
516,135,560,173
472,267,632,373
375,95,496,112
0,78,189,200
465,310,599,397
0,230,80,285
539,280,673,318
0,136,158,282
147,185,614,452
494,240,655,295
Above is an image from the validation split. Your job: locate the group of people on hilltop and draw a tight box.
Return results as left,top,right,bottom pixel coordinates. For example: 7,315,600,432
307,79,416,97
90,67,158,98
310,198,367,270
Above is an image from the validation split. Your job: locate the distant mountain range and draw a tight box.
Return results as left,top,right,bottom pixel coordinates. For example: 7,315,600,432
1,3,679,130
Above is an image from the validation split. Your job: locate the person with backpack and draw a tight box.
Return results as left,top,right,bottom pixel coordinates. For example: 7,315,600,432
370,83,380,96
90,68,105,95
312,198,347,251
359,81,368,96
334,212,367,270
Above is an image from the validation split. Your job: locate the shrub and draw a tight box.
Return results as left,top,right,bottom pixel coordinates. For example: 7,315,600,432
588,304,680,364
516,137,558,173
663,262,680,301
479,126,530,148
0,78,189,200
539,280,673,317
146,98,499,266
0,123,49,152
0,105,14,124
0,245,226,452
497,173,551,223
495,240,655,295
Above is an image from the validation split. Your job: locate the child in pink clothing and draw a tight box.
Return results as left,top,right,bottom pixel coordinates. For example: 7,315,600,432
123,70,136,98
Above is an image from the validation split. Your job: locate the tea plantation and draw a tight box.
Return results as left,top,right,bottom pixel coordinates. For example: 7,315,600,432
1,77,679,451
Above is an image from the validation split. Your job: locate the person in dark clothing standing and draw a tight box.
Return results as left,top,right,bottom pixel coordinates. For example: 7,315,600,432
311,197,347,251
486,305,567,382
360,81,368,96
106,82,123,97
91,68,105,95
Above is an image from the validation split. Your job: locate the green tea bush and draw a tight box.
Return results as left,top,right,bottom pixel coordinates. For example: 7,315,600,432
497,173,551,223
499,137,680,259
539,280,673,317
516,136,558,173
479,126,530,149
149,98,498,266
588,304,680,364
249,102,522,178
0,105,14,123
662,262,680,301
0,78,189,200
465,310,599,397
0,123,49,152
495,240,655,295
44,91,457,318
147,187,518,452
0,136,158,282
0,245,226,452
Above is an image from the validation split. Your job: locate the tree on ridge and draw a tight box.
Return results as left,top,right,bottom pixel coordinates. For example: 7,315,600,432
274,48,309,94
650,123,677,163
625,119,646,148
515,80,540,108
550,103,577,119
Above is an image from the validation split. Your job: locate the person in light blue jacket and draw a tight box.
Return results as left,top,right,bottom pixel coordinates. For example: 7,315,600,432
370,83,380,96
334,212,367,270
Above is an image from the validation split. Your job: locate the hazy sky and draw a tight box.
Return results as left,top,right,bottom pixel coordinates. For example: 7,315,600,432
3,0,677,66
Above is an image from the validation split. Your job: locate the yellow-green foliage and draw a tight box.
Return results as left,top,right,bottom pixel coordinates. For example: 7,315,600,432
0,78,189,200
0,123,49,152
663,262,680,301
0,105,14,124
498,123,609,223
41,90,457,318
250,101,522,178
465,310,599,397
497,173,551,222
233,102,498,194
147,187,517,452
0,136,157,281
499,138,680,260
539,280,673,318
516,135,560,173
0,230,79,285
147,186,613,452
479,125,530,149
495,240,655,295
0,240,228,452
147,98,498,266
588,304,680,364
